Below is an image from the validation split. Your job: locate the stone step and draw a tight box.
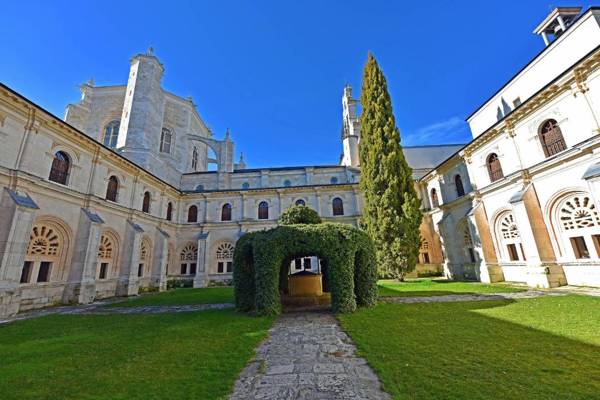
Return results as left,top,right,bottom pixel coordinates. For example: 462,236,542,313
281,293,331,311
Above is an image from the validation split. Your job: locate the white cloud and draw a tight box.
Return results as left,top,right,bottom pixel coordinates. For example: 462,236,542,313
402,116,470,146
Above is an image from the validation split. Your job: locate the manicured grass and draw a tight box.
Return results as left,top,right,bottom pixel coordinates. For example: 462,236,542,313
378,278,524,297
106,287,234,308
338,295,600,400
0,309,273,400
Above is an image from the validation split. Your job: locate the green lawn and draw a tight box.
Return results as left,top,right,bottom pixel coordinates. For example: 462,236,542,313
0,309,273,400
378,278,525,297
106,287,234,308
338,295,600,400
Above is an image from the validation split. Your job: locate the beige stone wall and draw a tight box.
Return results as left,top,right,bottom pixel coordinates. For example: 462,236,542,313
0,84,361,318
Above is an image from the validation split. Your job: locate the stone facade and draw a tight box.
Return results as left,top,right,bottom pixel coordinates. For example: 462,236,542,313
0,49,364,317
418,7,600,288
2,6,600,319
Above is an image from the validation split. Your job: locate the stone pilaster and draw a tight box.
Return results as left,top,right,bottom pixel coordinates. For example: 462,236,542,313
0,188,38,318
151,228,169,291
117,220,144,296
193,232,209,288
518,184,566,288
313,191,322,215
63,209,104,304
470,202,504,283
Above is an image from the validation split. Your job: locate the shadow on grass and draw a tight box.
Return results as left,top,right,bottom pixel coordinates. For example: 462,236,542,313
339,296,600,400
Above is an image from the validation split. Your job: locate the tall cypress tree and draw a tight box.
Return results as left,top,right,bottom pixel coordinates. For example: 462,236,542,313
359,53,423,280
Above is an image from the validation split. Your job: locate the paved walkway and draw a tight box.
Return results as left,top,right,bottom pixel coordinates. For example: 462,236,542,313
230,311,391,400
0,302,234,325
380,289,566,304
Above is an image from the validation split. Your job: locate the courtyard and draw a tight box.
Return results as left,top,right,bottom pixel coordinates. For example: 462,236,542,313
1,280,599,399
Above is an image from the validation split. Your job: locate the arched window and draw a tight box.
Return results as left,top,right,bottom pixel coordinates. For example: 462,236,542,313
555,193,600,259
215,242,235,274
419,239,430,264
430,188,439,208
196,184,204,192
22,223,66,284
191,146,198,171
486,153,503,182
142,192,151,213
496,212,525,261
258,201,269,220
455,174,465,197
283,179,292,187
103,120,120,148
295,199,306,206
160,127,173,153
242,182,250,190
332,197,344,216
539,119,566,157
221,203,232,221
138,238,151,277
166,202,173,221
97,233,117,280
188,205,198,223
462,224,477,263
49,151,70,185
179,244,198,275
105,176,119,202
330,177,338,184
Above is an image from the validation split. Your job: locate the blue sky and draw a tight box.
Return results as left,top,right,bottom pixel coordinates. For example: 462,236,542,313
0,1,587,168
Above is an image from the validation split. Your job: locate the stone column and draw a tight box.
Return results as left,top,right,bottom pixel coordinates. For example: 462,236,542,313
194,233,209,288
0,188,38,318
151,228,169,291
470,202,504,283
117,220,144,296
519,184,566,287
63,209,104,304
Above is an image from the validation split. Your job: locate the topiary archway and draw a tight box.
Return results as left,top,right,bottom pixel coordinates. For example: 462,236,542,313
233,223,378,315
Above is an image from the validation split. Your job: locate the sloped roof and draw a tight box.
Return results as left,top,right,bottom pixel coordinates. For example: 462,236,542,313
403,144,465,179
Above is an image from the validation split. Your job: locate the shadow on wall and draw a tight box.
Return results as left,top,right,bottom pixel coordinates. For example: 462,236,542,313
438,204,483,282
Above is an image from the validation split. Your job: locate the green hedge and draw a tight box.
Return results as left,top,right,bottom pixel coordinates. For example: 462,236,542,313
233,223,378,315
279,205,322,225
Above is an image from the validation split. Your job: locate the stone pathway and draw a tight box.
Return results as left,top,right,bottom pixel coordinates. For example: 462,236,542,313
0,302,234,325
380,290,565,304
230,311,391,400
551,285,600,297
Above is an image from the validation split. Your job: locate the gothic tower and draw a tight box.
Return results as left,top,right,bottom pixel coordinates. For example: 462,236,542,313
340,85,361,167
117,48,166,175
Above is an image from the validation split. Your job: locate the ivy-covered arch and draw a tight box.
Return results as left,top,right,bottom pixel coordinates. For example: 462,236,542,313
233,223,378,315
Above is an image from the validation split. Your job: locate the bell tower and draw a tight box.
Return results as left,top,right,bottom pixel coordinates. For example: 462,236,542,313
534,7,582,46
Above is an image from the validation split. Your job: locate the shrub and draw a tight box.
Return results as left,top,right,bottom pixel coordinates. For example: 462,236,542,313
233,223,378,315
279,205,322,225
138,286,159,294
167,279,193,289
209,279,233,287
